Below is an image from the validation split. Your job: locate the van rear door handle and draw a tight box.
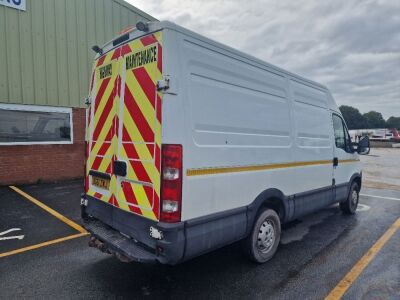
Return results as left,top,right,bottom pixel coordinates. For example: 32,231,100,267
333,157,338,167
113,160,127,177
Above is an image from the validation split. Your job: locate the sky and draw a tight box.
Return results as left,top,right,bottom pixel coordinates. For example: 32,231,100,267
128,0,400,119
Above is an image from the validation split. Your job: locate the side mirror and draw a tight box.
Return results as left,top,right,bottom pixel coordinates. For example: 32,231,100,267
357,136,370,155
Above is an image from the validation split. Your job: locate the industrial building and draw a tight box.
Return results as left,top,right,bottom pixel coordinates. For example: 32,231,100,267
0,0,155,185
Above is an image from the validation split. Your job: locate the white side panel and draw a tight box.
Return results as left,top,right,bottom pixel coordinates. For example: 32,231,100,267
166,32,338,220
291,80,328,108
291,82,333,193
190,72,291,148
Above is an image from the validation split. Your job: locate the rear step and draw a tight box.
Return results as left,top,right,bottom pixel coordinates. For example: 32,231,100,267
84,219,157,263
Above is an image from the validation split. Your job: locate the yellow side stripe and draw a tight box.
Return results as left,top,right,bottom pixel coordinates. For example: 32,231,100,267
0,233,88,258
9,186,87,234
325,217,400,300
187,159,360,176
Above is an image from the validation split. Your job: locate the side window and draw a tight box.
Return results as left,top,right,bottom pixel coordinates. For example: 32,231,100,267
333,114,346,150
333,114,353,153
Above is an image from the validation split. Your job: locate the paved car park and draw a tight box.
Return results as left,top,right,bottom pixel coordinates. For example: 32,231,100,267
0,152,399,299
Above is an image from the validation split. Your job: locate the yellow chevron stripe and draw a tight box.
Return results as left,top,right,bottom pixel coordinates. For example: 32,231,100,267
100,50,115,66
122,105,153,146
121,106,160,194
125,71,159,134
187,159,360,176
120,147,157,220
143,57,162,83
153,31,163,44
88,114,114,170
155,92,162,147
115,185,131,212
97,143,113,173
93,80,115,126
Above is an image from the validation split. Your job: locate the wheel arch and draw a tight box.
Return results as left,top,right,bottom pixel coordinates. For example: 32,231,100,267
349,172,362,193
246,188,289,236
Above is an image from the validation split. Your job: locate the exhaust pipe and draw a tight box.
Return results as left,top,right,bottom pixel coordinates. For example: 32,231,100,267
89,235,132,262
88,236,111,254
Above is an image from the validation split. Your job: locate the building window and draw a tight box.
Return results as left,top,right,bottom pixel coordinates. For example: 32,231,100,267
0,104,73,145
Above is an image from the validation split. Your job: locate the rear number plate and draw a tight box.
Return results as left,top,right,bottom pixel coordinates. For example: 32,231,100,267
92,176,110,190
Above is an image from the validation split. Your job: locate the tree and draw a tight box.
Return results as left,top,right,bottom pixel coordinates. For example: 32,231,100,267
363,111,386,128
386,116,400,129
339,105,365,129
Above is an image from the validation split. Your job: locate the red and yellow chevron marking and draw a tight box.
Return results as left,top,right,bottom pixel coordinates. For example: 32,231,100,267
86,47,121,205
117,31,163,220
85,31,163,221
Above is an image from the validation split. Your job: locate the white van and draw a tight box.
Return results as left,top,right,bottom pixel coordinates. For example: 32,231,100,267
81,21,370,264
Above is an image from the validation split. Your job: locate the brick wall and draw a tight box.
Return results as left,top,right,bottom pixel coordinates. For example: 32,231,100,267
0,108,86,185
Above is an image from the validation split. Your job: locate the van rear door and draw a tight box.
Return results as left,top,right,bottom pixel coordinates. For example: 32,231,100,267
86,48,121,207
86,32,163,222
115,33,163,221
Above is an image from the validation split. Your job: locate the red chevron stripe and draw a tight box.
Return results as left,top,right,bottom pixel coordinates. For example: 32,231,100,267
132,68,156,108
116,75,121,97
92,79,118,141
156,94,162,123
123,85,154,142
152,192,160,219
155,145,161,172
94,77,111,113
124,151,152,184
140,34,157,46
87,105,92,128
91,155,103,171
122,126,154,159
106,162,112,174
142,185,154,207
125,142,154,161
157,44,162,73
96,55,106,67
94,192,102,199
121,182,142,214
121,43,132,56
111,48,121,60
114,115,120,140
92,111,114,142
113,196,120,208
91,141,112,156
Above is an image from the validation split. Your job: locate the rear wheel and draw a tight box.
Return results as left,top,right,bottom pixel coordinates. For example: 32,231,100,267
340,182,359,214
245,208,281,263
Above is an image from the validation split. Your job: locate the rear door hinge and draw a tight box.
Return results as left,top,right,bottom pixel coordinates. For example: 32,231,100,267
157,75,177,95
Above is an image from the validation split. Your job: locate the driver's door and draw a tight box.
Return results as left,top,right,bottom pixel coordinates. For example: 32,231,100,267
332,114,359,202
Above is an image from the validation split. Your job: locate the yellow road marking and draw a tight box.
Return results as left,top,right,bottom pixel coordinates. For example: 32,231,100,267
325,217,400,300
0,233,88,258
9,186,87,234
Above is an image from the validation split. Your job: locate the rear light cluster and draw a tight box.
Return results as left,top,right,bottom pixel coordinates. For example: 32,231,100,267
160,144,183,223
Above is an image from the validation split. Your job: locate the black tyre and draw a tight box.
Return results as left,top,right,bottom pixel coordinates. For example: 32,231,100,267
340,182,359,214
244,208,281,263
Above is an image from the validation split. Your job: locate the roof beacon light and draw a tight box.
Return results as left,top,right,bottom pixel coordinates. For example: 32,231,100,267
91,45,103,55
136,21,149,32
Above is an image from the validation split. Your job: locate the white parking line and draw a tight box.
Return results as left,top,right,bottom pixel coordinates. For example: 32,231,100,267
0,228,24,241
360,194,400,201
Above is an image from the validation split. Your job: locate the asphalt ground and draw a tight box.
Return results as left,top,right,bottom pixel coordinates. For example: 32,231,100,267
0,181,399,299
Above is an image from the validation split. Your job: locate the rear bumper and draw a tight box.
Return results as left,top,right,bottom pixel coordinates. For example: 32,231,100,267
82,194,248,265
82,195,185,265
